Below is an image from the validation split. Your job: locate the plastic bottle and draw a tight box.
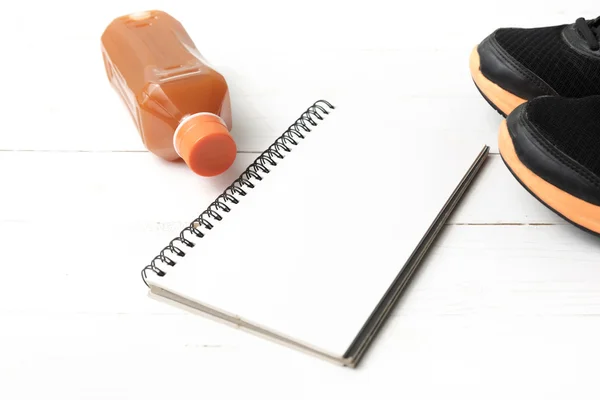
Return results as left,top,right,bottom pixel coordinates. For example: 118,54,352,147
101,10,235,177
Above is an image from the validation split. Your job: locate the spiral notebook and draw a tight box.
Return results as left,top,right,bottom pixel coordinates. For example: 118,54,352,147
142,99,489,367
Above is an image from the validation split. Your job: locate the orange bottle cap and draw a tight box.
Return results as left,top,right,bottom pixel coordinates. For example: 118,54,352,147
174,113,236,177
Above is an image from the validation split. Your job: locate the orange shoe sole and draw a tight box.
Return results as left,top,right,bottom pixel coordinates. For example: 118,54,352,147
499,120,600,235
470,47,527,117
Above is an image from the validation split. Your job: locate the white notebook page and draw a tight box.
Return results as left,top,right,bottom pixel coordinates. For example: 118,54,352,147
147,99,484,358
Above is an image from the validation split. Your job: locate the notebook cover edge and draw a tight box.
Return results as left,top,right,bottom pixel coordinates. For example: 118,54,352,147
148,283,354,367
341,144,490,367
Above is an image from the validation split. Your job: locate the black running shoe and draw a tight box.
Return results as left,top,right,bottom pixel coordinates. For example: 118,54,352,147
470,17,600,116
499,96,600,235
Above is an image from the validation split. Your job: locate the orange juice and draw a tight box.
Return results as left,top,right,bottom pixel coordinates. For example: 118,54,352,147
101,10,235,177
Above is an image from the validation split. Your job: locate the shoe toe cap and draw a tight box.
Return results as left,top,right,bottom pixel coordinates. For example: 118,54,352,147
505,100,600,207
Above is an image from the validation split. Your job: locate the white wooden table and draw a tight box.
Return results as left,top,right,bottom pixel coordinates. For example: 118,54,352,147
3,1,600,398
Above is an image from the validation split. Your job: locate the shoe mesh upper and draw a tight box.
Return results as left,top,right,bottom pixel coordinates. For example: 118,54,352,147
526,96,600,177
495,26,600,97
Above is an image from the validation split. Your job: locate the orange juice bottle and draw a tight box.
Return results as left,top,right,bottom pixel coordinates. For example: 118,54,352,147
101,10,235,177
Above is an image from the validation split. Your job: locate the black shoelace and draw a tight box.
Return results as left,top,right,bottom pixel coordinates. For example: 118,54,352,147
576,17,600,51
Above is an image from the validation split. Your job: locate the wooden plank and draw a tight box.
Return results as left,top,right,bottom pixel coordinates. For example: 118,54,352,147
1,312,599,399
0,88,502,154
2,39,502,153
1,2,589,48
0,151,259,224
0,152,563,224
2,223,600,399
2,220,597,316
400,224,600,317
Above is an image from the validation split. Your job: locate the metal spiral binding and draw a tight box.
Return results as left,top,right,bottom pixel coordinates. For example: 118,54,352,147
141,100,335,286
